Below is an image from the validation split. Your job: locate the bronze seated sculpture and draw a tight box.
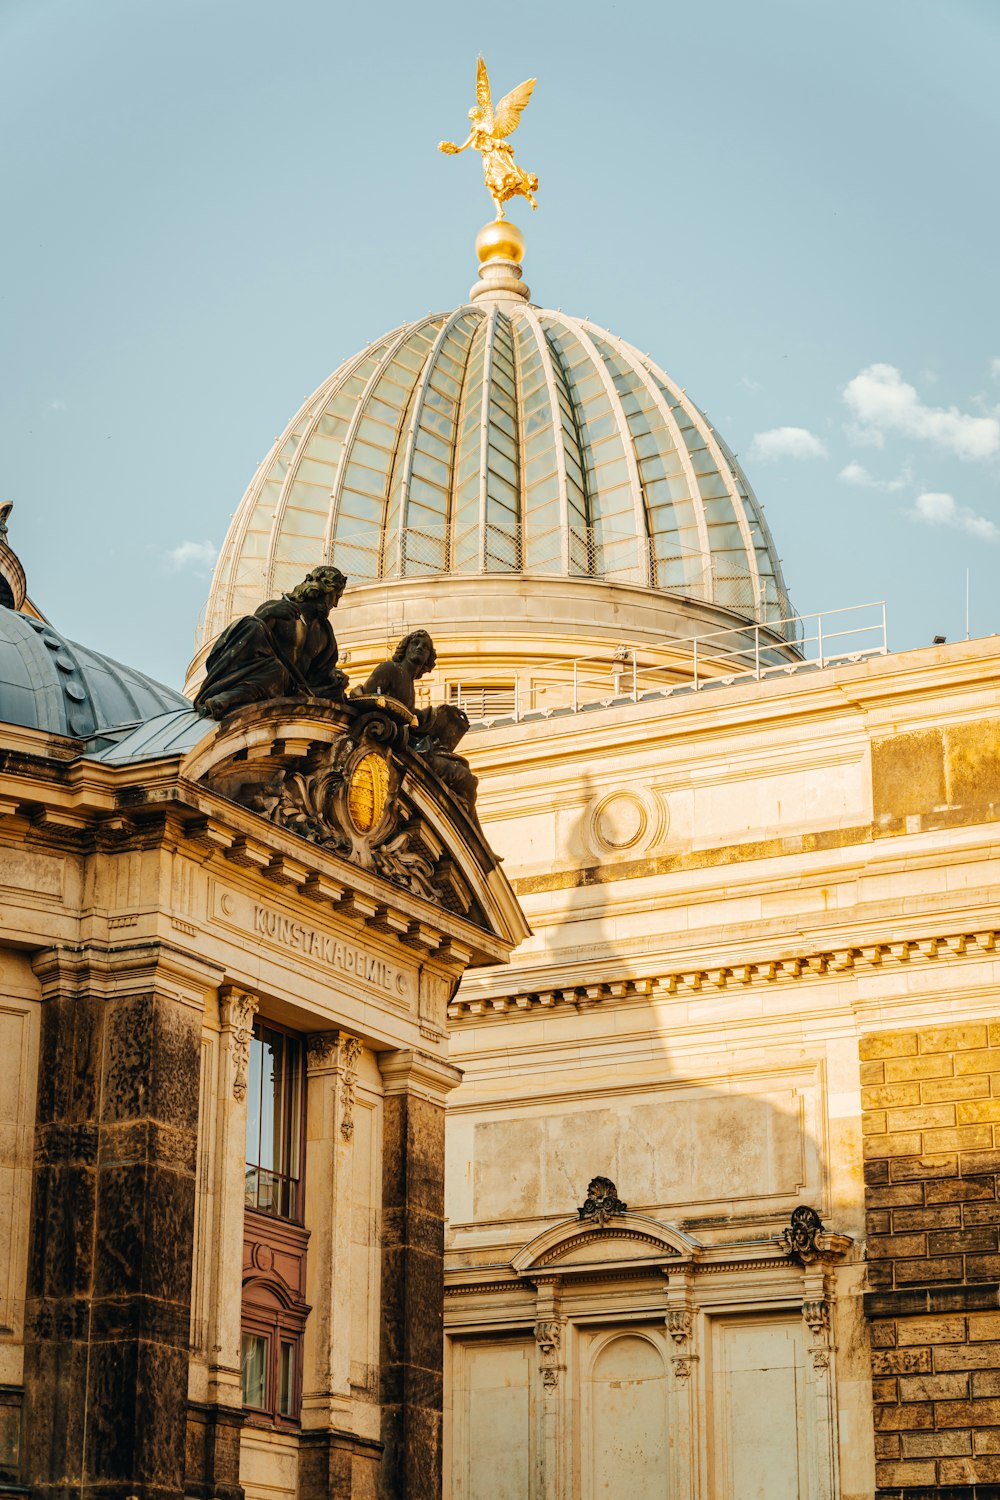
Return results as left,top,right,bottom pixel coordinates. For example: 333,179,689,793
351,629,437,716
194,566,348,719
191,579,486,831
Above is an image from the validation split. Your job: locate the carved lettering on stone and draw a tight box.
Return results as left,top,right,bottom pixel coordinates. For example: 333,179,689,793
220,987,259,1102
534,1320,564,1390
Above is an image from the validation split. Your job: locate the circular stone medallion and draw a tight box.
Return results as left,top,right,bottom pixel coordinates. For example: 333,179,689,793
587,787,666,858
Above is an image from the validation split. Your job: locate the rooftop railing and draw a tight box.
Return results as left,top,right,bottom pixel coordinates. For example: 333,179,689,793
454,601,888,727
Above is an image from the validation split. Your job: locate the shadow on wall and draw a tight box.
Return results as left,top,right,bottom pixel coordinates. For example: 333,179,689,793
454,771,832,1239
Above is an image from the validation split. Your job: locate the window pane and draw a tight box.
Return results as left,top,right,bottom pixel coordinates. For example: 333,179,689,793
241,1332,268,1409
245,1023,304,1220
279,1341,296,1416
245,1038,262,1164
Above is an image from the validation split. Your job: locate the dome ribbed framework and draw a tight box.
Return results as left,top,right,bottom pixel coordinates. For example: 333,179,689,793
202,305,791,646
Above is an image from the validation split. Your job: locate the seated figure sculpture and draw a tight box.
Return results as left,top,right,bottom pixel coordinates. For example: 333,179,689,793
352,629,437,715
194,566,348,718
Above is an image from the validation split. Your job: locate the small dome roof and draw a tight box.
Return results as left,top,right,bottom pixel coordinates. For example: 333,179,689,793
202,301,792,646
0,608,190,739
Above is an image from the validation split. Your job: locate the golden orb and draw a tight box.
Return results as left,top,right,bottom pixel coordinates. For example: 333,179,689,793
475,219,526,265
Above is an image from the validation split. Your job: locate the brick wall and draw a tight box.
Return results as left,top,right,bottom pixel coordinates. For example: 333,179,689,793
862,1022,1000,1498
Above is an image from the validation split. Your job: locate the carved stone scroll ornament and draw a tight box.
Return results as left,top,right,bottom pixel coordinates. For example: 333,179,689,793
534,1320,564,1390
578,1176,628,1226
783,1205,825,1265
338,1035,363,1140
220,988,259,1102
666,1307,698,1382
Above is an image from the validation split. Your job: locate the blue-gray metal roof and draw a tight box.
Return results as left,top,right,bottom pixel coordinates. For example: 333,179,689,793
0,607,193,742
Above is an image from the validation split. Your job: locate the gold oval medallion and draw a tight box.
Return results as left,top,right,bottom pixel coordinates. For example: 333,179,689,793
347,752,389,834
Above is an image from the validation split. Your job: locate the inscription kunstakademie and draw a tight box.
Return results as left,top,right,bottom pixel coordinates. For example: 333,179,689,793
253,904,410,998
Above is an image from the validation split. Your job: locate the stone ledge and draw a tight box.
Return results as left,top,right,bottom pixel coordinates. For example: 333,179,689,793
865,1282,1000,1319
877,1487,1000,1500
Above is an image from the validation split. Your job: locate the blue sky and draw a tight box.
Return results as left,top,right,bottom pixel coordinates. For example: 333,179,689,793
1,0,997,687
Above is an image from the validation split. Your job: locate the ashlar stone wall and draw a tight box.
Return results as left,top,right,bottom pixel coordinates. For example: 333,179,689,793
862,1021,1000,1497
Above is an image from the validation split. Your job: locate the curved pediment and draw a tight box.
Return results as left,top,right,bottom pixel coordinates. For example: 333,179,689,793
179,697,528,950
511,1214,701,1275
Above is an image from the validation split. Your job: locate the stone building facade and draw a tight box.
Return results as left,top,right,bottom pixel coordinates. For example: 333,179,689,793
4,210,999,1500
0,580,526,1500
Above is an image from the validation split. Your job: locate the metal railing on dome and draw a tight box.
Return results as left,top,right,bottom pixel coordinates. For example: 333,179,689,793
329,522,795,630
455,601,888,726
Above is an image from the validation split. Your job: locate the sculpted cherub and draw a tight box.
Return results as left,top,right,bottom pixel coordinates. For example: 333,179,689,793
414,703,487,837
439,56,538,220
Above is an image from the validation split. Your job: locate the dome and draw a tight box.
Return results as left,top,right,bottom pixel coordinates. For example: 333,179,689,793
201,297,792,650
0,607,190,739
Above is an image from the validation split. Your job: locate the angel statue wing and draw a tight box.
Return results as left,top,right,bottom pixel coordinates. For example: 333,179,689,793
476,56,494,131
493,76,536,138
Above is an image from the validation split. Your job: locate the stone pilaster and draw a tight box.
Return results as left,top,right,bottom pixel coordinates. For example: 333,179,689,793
23,940,220,1500
184,985,259,1500
377,1049,461,1500
664,1268,699,1499
302,1031,362,1423
532,1279,567,1500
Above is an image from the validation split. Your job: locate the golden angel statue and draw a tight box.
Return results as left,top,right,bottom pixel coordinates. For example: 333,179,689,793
439,57,538,220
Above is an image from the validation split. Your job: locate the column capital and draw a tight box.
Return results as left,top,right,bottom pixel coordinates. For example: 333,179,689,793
378,1048,462,1104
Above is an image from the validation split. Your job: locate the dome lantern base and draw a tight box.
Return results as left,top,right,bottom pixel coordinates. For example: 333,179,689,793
470,221,530,304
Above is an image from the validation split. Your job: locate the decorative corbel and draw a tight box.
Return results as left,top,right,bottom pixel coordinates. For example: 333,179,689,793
665,1270,698,1383
307,1029,364,1140
802,1296,832,1372
534,1319,566,1390
782,1205,853,1266
219,986,259,1102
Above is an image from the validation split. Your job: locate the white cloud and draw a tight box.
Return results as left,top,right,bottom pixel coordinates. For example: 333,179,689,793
910,492,999,542
166,539,218,572
991,357,1000,381
748,426,828,461
838,461,911,492
843,420,884,449
48,400,66,412
843,363,1000,461
738,375,762,392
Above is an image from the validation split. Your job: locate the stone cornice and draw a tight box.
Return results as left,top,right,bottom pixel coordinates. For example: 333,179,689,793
31,939,225,1008
378,1047,463,1103
462,638,1000,776
0,758,516,969
447,926,999,1023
